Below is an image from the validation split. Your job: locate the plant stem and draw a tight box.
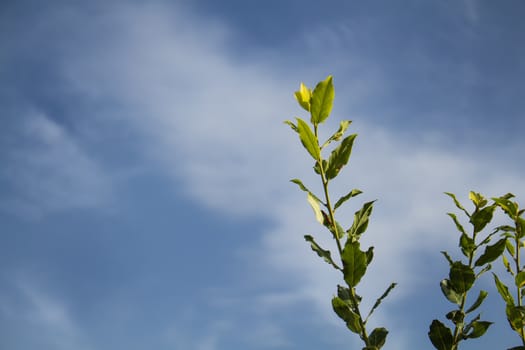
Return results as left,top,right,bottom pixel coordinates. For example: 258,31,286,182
514,218,525,345
315,125,370,347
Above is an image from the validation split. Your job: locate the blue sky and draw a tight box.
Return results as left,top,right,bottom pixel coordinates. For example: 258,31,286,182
1,1,525,349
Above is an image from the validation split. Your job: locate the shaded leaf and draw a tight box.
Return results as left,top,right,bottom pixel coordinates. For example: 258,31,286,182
310,75,334,124
464,321,492,339
304,235,341,270
459,233,475,257
332,296,362,334
366,283,397,323
449,262,475,293
441,251,454,266
428,320,454,350
296,118,320,161
465,290,488,314
326,134,357,179
447,213,467,235
342,241,368,287
470,205,496,233
334,189,362,211
369,327,388,349
347,201,376,239
445,192,470,218
475,238,507,266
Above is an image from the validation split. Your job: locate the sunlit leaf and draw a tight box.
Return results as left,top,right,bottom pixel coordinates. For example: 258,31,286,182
440,279,462,305
516,271,525,289
290,179,323,204
307,192,324,224
294,82,312,111
321,120,352,148
296,118,320,161
310,75,334,124
494,273,515,306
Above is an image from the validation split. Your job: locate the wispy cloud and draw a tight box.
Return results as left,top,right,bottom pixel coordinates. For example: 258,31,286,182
1,112,112,217
0,275,92,350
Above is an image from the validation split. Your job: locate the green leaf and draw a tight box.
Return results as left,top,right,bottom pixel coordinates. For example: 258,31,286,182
294,82,312,112
441,251,454,266
516,271,525,289
449,262,475,293
493,196,518,217
307,192,324,224
347,201,376,239
503,254,514,275
321,120,352,149
446,310,464,324
304,235,341,270
369,327,388,349
296,118,320,161
459,233,475,257
469,191,488,208
310,75,334,124
428,319,454,350
332,296,362,334
494,273,515,306
366,283,397,323
518,217,525,239
289,179,323,204
334,189,363,211
342,241,368,287
507,240,516,255
474,238,506,266
470,205,496,233
440,279,462,305
445,192,470,218
326,134,357,179
506,305,525,332
464,320,492,339
284,120,298,133
447,213,467,235
465,290,488,314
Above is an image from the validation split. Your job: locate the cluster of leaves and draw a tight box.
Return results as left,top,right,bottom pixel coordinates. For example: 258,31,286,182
492,194,525,350
286,76,396,350
429,192,505,350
